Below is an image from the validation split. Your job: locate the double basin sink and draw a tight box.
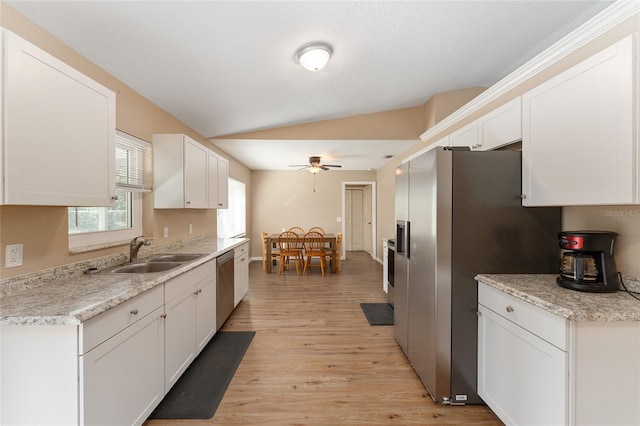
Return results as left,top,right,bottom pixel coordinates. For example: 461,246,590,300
107,253,206,274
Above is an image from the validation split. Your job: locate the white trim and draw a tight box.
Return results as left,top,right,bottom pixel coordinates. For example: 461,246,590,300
341,181,377,260
68,194,142,253
419,1,640,143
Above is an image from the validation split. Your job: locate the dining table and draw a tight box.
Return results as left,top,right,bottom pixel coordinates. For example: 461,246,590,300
264,233,338,274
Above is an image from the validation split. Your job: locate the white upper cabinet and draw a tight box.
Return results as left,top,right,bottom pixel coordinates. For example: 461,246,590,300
477,97,521,151
208,150,229,209
2,29,116,206
448,97,521,152
153,133,229,209
449,121,479,149
154,134,208,209
522,35,637,206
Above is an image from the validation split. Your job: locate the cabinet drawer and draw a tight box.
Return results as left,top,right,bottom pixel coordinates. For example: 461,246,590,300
81,285,164,354
165,260,215,302
478,284,567,350
234,242,249,259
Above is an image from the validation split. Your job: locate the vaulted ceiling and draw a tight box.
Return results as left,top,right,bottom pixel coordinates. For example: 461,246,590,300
6,1,614,170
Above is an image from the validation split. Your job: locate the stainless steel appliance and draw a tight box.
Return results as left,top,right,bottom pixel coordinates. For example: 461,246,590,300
387,239,395,307
216,249,235,329
394,147,560,405
557,230,619,292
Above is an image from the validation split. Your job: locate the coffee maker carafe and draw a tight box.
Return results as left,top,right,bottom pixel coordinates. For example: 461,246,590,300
557,231,619,293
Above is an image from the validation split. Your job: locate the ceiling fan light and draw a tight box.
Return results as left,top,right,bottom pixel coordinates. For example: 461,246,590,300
308,165,322,174
296,43,332,71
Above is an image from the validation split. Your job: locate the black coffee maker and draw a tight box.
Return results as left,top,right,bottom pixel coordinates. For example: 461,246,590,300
557,231,619,293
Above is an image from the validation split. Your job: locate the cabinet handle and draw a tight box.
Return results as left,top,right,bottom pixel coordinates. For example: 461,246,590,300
476,311,482,317
194,289,202,295
161,313,167,319
186,201,191,205
130,308,139,315
111,195,119,201
471,143,482,149
218,203,223,206
520,194,527,200
506,306,514,313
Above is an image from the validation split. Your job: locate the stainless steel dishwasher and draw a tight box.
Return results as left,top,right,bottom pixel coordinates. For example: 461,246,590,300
216,249,235,329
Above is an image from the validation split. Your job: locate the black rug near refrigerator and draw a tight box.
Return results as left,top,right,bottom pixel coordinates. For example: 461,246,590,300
360,303,394,326
149,330,255,420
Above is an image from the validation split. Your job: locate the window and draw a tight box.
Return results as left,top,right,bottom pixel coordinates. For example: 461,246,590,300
68,131,152,252
217,178,246,238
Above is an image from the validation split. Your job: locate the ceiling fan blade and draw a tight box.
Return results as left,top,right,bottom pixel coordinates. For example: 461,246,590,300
289,164,310,168
323,164,342,168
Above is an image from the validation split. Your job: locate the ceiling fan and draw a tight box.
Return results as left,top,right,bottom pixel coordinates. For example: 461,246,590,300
290,156,342,174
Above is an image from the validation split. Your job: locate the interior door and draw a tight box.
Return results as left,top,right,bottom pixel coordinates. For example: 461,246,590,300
345,190,352,250
363,185,372,254
345,189,364,251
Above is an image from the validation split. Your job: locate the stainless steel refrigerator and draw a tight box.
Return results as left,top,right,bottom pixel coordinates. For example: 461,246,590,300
394,147,560,405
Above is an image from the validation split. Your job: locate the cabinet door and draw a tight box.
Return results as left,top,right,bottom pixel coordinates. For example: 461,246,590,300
209,152,229,209
478,97,521,151
195,277,217,355
234,249,249,306
82,308,164,426
164,289,196,392
449,121,479,149
522,35,636,206
478,304,567,426
184,138,209,209
3,30,116,206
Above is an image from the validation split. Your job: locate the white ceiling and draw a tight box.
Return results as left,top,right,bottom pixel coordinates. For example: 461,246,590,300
6,0,614,171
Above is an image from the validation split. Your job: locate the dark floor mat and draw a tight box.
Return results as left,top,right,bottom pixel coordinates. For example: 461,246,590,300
360,303,394,326
149,330,255,419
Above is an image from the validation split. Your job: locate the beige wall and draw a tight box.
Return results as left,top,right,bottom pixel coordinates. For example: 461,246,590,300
251,170,375,257
224,87,485,260
216,106,425,140
3,3,639,279
0,4,251,278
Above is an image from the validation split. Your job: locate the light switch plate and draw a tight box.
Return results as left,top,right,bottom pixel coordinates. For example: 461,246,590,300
163,227,169,238
5,244,23,268
188,224,193,234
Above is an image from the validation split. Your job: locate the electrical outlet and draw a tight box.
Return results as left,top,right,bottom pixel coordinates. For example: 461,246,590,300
188,223,193,234
163,227,169,238
5,244,23,268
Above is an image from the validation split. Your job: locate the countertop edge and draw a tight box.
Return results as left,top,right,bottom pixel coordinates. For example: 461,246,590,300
0,237,249,326
476,273,640,322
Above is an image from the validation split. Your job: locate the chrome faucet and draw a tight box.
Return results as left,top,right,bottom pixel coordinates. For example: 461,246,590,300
129,236,151,262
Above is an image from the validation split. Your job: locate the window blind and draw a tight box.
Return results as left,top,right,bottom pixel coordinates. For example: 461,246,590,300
115,131,153,192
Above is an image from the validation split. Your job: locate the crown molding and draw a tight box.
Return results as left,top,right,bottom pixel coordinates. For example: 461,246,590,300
419,1,640,143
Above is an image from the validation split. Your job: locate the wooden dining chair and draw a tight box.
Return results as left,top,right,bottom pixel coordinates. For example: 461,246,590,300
307,226,325,234
288,226,305,236
277,231,303,274
261,232,279,272
302,231,327,276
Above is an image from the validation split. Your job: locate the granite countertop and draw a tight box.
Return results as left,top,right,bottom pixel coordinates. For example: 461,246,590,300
476,274,640,322
0,236,249,326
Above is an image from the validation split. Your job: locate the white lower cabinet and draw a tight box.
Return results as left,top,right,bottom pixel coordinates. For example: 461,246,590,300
82,307,165,425
234,242,250,306
478,298,567,425
478,283,640,426
164,259,216,391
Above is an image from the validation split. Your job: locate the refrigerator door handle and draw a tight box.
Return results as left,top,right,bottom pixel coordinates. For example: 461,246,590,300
406,221,410,260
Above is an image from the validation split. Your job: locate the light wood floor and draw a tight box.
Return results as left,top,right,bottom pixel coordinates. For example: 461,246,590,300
145,252,503,425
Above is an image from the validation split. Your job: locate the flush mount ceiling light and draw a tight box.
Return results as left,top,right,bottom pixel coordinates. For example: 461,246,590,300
295,42,332,71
